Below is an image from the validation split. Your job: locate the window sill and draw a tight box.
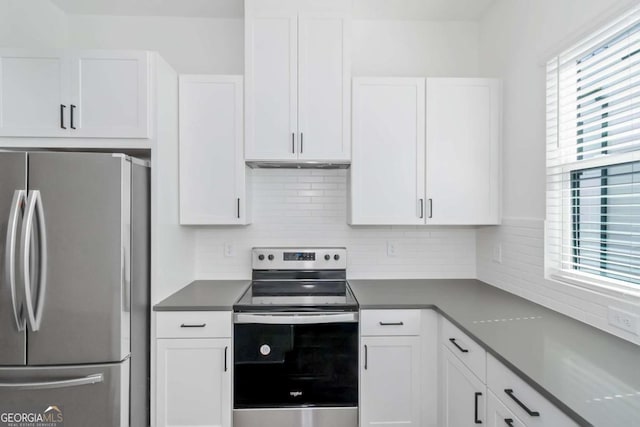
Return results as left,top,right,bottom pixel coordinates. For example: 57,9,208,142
546,269,640,301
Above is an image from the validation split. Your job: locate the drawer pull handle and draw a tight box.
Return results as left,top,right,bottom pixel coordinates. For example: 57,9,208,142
379,321,404,326
180,323,206,328
474,392,482,424
504,389,540,417
449,338,469,353
504,419,514,427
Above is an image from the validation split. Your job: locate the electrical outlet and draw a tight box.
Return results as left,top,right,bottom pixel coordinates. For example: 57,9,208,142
608,307,639,335
492,243,502,264
224,242,236,257
386,241,397,257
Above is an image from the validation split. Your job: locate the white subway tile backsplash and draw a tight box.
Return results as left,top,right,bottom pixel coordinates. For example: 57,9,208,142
195,169,476,280
477,218,640,345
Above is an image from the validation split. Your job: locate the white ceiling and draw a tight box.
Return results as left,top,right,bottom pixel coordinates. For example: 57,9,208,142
50,0,496,20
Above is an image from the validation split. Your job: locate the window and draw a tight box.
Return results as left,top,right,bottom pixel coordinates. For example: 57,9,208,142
546,8,640,293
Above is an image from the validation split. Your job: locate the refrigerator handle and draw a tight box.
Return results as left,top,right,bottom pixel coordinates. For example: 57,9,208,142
0,373,103,390
20,190,48,332
5,190,26,331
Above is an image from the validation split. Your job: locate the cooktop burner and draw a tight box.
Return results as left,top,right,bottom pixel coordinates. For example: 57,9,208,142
233,247,358,312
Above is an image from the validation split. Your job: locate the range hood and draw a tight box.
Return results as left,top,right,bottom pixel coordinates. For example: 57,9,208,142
245,160,350,169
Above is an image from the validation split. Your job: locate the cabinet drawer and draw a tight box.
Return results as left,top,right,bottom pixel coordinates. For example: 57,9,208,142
361,310,421,336
156,311,232,338
487,354,578,427
441,317,486,382
487,390,526,427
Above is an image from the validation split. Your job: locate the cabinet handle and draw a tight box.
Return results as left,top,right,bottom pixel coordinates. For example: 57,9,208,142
449,338,469,353
292,133,295,153
504,419,514,427
60,105,66,129
237,198,240,219
379,321,404,326
70,104,76,129
300,132,304,153
474,392,482,424
224,346,228,372
180,323,206,328
428,198,433,219
419,199,424,219
504,389,540,417
364,344,368,370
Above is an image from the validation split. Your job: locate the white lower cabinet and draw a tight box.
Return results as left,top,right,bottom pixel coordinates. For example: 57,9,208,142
360,309,428,427
487,390,526,427
360,335,421,427
155,312,232,427
487,354,578,427
441,346,487,426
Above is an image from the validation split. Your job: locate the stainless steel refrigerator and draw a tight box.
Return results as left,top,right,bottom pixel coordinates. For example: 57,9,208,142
0,151,150,427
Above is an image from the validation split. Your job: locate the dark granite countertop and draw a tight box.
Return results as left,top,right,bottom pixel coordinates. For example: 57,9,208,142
349,279,640,427
153,280,250,311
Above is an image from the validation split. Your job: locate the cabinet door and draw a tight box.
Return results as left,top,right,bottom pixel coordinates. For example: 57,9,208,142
426,78,501,224
487,390,526,427
350,78,426,225
245,3,298,161
297,13,350,162
156,338,231,427
179,75,249,225
360,336,421,427
442,346,487,426
69,50,149,138
0,50,69,137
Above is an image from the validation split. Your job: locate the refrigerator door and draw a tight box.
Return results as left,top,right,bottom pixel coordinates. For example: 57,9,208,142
26,152,130,365
0,360,129,427
0,151,27,366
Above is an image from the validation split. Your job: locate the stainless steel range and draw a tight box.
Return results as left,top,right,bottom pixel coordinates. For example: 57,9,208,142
233,247,358,427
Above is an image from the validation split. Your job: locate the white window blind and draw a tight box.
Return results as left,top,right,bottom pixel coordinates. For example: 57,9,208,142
546,7,640,292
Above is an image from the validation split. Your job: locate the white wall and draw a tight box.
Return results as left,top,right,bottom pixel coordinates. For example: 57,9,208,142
195,169,477,280
477,0,640,345
66,15,244,74
352,20,480,76
0,0,68,48
65,14,481,77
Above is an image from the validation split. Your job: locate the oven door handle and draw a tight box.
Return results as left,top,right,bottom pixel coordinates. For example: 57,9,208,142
234,312,359,324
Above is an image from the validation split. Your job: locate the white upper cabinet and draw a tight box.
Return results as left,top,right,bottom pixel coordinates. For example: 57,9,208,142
244,7,298,161
245,0,351,163
0,48,150,139
69,50,150,138
350,78,426,225
179,75,249,225
426,78,501,225
0,50,69,137
350,77,501,225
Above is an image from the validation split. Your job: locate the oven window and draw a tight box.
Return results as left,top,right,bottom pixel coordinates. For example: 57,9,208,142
234,323,358,408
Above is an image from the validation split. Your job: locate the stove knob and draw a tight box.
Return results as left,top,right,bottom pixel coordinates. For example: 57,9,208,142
334,254,340,261
258,254,265,261
324,254,331,261
268,254,275,261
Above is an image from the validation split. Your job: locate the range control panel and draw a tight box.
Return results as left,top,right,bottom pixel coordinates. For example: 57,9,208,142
252,247,347,270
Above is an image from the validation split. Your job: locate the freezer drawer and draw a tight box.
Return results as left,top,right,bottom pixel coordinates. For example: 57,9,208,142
0,360,129,427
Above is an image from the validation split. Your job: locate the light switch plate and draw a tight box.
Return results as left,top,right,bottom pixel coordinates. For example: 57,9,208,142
386,241,397,257
224,242,236,257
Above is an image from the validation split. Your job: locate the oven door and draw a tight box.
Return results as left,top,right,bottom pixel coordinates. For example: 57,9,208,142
233,312,358,409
